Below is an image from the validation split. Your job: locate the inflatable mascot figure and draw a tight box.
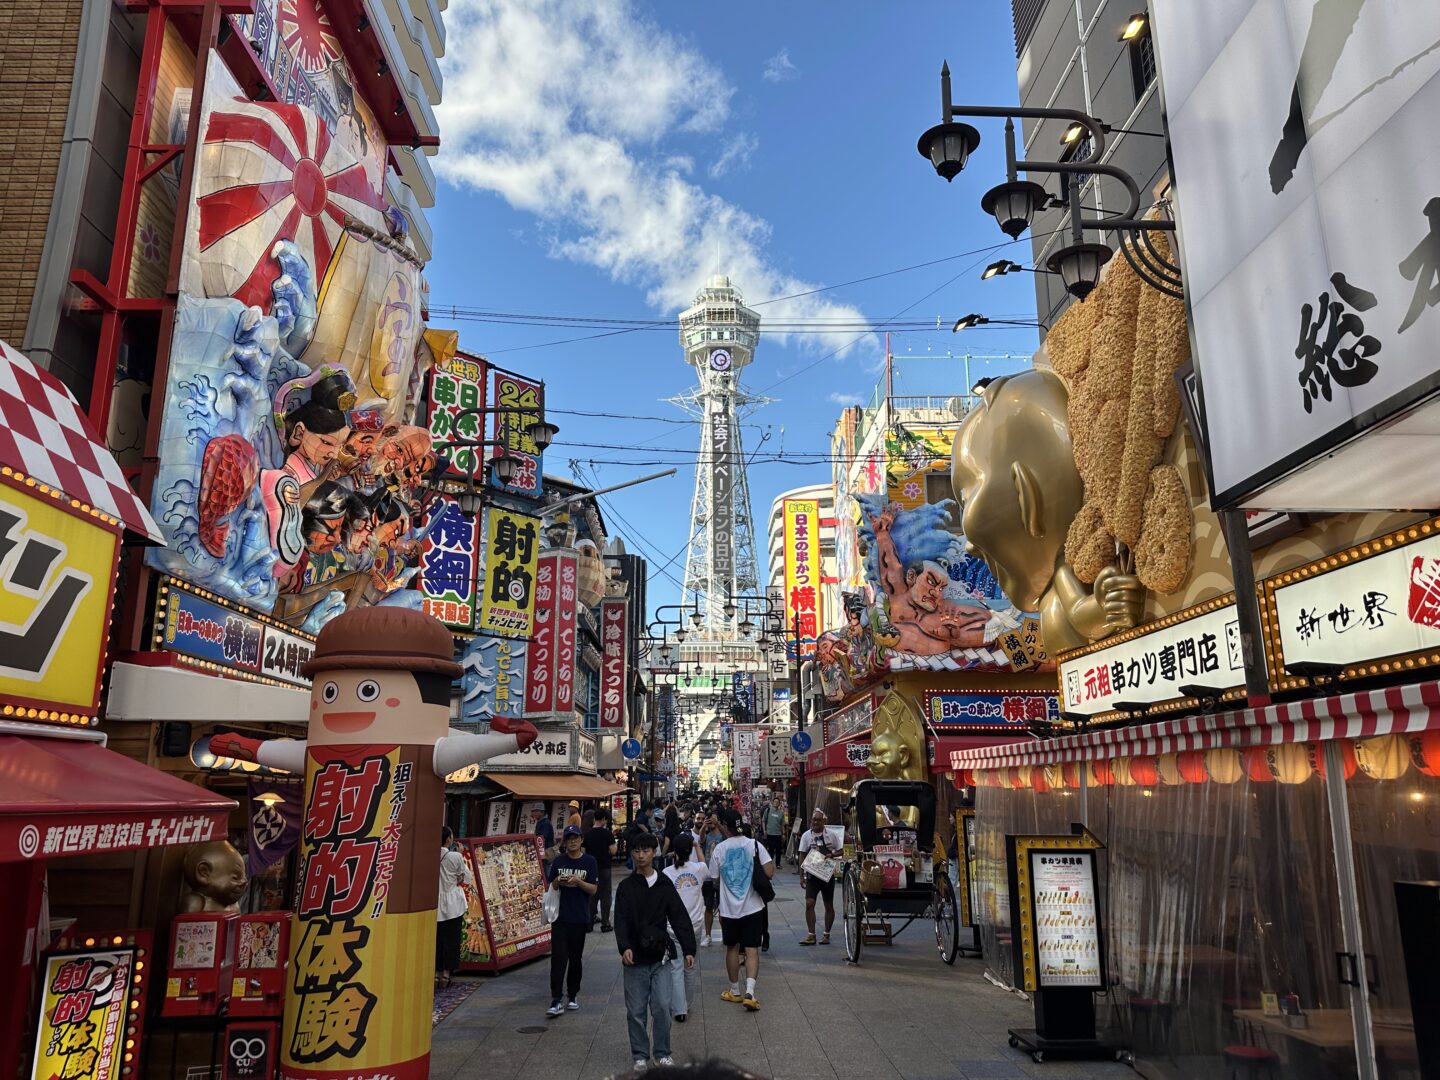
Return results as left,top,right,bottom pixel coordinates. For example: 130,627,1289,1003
212,606,537,1078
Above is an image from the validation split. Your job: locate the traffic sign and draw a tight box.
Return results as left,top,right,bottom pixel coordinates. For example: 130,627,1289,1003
621,738,643,760
790,730,813,755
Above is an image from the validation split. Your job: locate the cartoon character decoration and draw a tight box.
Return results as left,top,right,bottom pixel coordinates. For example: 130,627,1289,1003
211,606,538,1079
179,840,249,913
148,63,434,632
866,692,928,828
814,492,1029,700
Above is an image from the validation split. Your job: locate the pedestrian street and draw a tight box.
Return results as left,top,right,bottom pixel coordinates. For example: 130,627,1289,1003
430,870,1135,1080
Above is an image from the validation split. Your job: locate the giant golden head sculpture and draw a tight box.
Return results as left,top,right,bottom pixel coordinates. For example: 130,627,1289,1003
868,691,927,826
952,369,1144,654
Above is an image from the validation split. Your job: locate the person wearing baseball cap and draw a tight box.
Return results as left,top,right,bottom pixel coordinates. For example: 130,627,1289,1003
567,799,583,829
546,824,599,1016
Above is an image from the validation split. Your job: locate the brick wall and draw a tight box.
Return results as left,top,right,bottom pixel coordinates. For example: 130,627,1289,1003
0,0,84,348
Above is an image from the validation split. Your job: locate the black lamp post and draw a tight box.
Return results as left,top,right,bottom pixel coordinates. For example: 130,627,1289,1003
917,62,1182,300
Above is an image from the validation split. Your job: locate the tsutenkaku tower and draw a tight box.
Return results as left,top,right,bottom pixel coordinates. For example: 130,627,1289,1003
673,276,769,636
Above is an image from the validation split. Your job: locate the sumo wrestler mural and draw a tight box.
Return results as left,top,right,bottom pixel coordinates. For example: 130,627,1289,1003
814,492,1033,701
147,62,434,631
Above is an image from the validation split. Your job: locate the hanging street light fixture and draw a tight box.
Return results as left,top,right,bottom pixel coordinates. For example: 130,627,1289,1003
917,62,1182,300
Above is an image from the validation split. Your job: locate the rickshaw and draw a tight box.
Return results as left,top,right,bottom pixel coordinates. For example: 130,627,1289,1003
838,778,961,965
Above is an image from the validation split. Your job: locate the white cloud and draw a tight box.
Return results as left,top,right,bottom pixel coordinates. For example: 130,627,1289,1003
828,391,865,406
762,48,800,83
435,1,870,358
708,133,758,179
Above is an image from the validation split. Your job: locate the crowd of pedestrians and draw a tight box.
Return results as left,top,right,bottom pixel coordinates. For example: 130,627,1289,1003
440,789,810,1074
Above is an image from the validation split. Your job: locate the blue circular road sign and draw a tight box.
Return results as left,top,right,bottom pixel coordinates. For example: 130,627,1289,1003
621,738,644,760
790,731,813,755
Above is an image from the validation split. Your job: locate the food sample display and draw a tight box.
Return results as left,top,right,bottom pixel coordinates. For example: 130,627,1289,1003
458,833,551,972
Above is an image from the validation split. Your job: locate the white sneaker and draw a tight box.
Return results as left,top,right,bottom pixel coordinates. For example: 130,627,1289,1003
701,934,712,947
632,1060,648,1072
566,999,580,1011
655,1056,675,1066
546,1001,564,1017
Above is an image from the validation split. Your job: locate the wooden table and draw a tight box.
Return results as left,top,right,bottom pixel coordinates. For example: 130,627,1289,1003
1232,1008,1415,1051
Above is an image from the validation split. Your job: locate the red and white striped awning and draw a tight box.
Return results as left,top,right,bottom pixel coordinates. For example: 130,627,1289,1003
950,680,1440,770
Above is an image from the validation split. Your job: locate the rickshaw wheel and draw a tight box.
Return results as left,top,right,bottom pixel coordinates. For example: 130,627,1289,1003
841,865,863,965
934,874,960,965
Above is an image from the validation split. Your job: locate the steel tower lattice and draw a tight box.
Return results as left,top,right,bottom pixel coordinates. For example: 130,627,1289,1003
671,276,770,637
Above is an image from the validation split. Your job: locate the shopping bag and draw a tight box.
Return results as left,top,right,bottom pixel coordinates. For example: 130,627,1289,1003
802,848,837,883
542,884,561,923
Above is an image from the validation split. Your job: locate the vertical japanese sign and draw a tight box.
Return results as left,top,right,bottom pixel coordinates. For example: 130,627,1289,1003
286,746,430,1078
460,636,529,726
478,508,539,637
525,553,557,716
783,499,823,658
554,553,578,714
524,551,577,718
419,497,480,631
599,597,628,729
658,685,675,744
32,946,142,1080
710,409,734,588
426,351,487,479
490,369,544,496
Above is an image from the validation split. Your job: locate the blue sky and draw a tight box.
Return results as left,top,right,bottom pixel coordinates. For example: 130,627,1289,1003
427,2,1040,617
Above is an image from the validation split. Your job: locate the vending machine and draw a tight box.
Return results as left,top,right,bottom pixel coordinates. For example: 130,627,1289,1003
228,913,289,1017
161,912,236,1017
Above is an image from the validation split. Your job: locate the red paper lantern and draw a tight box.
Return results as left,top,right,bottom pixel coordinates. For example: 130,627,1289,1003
1309,740,1359,780
1009,767,1030,789
1063,762,1082,788
1089,759,1116,786
1031,766,1051,793
1406,730,1440,778
1243,747,1275,783
1176,750,1208,784
1129,756,1160,787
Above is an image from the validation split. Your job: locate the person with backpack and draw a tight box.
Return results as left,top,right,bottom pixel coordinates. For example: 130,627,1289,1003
614,832,697,1070
662,833,708,1023
707,808,773,1011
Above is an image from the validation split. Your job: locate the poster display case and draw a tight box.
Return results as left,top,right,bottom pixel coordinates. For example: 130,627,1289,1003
458,833,550,973
954,809,979,930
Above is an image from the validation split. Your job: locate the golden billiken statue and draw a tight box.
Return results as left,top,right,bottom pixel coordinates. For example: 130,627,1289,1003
212,607,537,1079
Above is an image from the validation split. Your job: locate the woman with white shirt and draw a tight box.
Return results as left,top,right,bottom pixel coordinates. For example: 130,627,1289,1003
436,825,472,990
662,833,708,1022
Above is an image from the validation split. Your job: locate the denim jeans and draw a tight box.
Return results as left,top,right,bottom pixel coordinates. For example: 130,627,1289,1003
668,930,699,1016
622,960,673,1061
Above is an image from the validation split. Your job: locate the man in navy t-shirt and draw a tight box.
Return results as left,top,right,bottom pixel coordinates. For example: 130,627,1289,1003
546,825,598,1016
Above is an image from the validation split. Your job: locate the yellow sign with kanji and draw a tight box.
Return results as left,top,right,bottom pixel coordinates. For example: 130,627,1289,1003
31,947,138,1080
478,507,540,638
0,480,121,721
782,499,824,657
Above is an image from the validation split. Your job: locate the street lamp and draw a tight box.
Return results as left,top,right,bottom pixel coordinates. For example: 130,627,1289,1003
1047,242,1114,301
953,314,988,331
917,63,1182,299
723,600,737,619
489,451,519,485
1119,12,1147,40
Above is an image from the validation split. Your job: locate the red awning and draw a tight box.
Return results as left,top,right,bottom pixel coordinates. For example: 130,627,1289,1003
0,735,236,861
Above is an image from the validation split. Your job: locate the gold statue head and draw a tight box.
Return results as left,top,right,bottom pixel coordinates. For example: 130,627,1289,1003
951,370,1083,610
867,692,926,783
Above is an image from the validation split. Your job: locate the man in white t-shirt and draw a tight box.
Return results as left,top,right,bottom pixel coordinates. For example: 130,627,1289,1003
707,807,773,1011
797,810,844,946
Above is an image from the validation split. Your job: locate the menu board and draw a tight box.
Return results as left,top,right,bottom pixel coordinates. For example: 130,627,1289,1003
955,809,979,928
458,834,550,972
1029,851,1102,988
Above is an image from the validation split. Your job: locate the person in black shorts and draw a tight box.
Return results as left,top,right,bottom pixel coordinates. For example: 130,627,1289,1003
796,809,841,945
583,808,619,931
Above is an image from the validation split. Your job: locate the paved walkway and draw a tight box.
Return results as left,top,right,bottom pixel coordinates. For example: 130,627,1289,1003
431,870,1135,1080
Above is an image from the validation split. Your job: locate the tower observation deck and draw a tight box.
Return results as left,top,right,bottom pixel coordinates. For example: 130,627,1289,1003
672,276,769,637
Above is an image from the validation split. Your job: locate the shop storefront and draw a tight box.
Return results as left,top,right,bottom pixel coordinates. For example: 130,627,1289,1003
954,677,1440,1079
0,342,237,1079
